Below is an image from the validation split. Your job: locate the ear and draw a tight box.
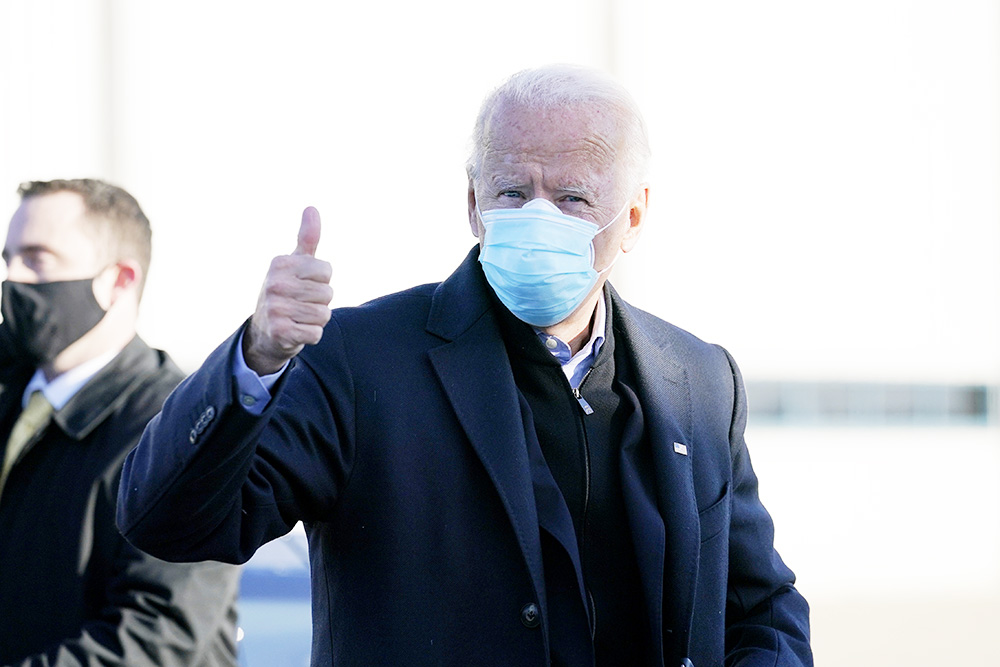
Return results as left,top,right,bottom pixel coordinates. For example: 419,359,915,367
467,179,483,240
99,260,142,309
621,185,649,253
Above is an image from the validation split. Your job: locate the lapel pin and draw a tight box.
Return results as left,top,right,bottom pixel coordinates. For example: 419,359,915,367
673,442,688,456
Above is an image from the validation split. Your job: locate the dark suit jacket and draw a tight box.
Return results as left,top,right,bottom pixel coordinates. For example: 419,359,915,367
119,248,812,666
0,336,240,666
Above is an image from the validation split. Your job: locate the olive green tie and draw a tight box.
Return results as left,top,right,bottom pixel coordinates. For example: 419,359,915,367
0,391,54,497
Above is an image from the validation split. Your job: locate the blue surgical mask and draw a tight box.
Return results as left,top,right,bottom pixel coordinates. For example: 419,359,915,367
477,197,628,327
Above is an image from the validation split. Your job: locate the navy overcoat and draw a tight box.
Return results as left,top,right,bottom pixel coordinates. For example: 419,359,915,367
119,248,811,666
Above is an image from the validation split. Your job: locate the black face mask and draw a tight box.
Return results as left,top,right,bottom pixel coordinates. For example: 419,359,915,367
0,279,107,366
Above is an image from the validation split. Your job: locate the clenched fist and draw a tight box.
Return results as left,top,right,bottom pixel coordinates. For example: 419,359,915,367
243,206,333,375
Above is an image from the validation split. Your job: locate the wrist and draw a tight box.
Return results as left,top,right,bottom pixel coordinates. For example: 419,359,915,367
242,323,290,376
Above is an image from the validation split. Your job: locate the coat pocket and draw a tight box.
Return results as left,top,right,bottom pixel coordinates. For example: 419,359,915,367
698,481,730,543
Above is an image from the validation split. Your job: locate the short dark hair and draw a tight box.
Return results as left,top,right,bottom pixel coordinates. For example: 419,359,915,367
17,179,153,298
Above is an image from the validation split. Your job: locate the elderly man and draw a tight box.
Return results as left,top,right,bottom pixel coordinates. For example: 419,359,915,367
118,66,812,666
0,179,240,665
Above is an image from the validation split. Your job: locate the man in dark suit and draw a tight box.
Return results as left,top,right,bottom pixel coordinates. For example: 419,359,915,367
0,179,240,665
118,66,813,666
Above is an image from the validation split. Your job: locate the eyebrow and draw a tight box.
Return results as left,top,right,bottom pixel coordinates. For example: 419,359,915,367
2,243,49,262
559,185,598,199
486,175,525,191
486,176,599,200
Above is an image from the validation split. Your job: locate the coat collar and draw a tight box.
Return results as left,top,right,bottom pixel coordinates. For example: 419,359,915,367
425,246,493,341
57,336,167,439
0,337,164,441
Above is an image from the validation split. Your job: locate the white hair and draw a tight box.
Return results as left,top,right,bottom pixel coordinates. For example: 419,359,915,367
467,64,651,190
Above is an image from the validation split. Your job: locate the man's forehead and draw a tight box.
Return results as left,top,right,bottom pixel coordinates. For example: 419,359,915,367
479,138,618,192
490,102,617,141
6,192,93,253
482,103,621,171
17,191,88,227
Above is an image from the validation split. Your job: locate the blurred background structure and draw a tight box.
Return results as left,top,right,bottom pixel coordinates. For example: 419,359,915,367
2,1,999,664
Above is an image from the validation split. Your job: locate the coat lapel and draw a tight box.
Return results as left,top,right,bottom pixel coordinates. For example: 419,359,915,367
425,248,547,612
53,337,159,440
425,253,703,660
611,287,700,658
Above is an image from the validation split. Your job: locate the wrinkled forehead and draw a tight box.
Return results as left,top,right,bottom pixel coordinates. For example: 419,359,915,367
479,100,626,179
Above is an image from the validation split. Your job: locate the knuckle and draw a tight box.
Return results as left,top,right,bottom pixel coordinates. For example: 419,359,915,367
318,260,333,281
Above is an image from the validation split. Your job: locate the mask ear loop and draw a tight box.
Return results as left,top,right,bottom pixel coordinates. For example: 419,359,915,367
596,249,624,275
591,198,633,271
594,198,632,235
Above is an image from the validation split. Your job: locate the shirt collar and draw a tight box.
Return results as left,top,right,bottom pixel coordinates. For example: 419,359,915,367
534,291,607,386
23,348,120,411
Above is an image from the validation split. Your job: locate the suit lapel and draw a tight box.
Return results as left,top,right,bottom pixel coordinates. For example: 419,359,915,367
426,248,547,609
611,288,700,657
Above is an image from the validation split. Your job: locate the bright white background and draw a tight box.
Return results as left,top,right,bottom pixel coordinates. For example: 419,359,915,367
3,1,999,664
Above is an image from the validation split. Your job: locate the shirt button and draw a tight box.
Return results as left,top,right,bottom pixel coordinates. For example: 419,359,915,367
545,337,558,349
241,394,257,407
520,602,540,628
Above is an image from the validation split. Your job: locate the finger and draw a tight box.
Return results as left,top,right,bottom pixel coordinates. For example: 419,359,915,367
295,258,333,284
266,255,333,287
293,206,322,257
268,278,333,306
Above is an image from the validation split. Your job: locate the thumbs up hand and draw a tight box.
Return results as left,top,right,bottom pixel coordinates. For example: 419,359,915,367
243,207,334,375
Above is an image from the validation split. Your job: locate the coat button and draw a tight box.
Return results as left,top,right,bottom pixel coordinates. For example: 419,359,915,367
520,603,540,628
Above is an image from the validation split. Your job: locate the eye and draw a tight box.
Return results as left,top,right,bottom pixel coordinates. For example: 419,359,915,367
21,251,41,271
498,190,524,199
18,249,55,275
556,194,591,215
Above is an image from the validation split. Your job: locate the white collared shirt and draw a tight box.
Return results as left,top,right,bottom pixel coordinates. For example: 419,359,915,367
22,349,120,411
534,291,607,390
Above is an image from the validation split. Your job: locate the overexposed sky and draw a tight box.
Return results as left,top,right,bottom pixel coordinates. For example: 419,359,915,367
2,0,998,383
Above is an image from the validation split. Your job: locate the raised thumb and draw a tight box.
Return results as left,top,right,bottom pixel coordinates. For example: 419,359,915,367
293,206,321,256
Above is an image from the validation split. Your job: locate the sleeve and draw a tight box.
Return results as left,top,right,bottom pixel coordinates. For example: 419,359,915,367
720,348,814,667
6,558,239,667
117,320,356,565
7,465,240,667
232,328,287,416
